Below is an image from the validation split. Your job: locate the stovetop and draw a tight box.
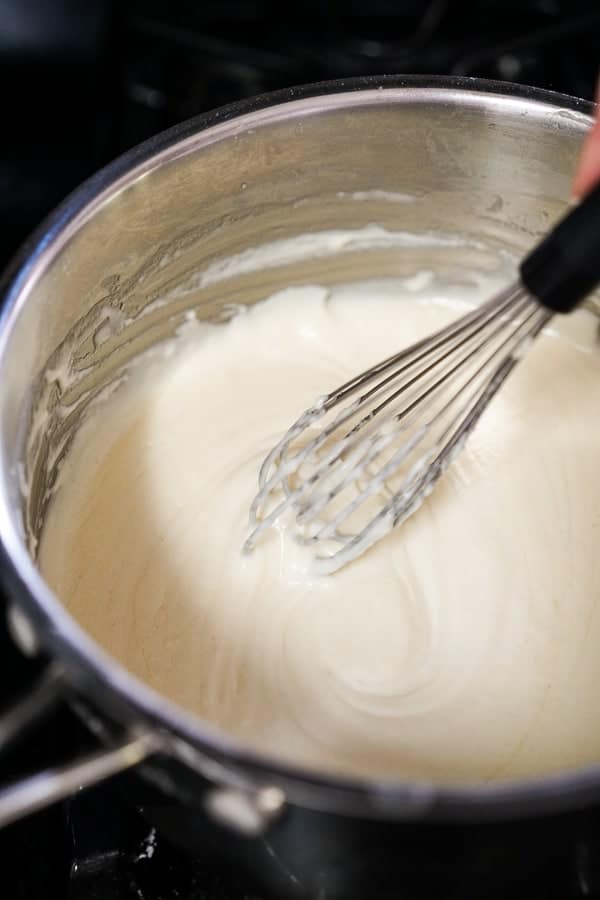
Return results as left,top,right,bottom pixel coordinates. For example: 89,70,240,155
0,1,599,898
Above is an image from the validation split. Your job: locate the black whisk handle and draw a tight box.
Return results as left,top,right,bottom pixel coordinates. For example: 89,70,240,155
520,179,600,313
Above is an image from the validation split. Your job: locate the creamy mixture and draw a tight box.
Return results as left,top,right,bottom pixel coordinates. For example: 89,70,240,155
39,275,600,783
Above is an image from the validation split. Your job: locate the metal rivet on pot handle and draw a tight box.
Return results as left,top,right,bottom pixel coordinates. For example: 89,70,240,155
204,785,286,835
6,603,39,657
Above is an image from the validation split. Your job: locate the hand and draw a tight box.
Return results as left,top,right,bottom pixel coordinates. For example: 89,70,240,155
572,79,600,198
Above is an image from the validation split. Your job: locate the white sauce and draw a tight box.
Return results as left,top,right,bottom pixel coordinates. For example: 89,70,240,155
39,275,600,783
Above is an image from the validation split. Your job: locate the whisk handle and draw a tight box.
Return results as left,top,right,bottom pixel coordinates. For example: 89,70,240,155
520,179,600,313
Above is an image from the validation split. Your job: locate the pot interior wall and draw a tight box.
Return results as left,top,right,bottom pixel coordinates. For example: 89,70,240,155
0,87,592,552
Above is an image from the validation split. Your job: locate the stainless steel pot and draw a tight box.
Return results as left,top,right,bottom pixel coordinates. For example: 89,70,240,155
0,75,598,898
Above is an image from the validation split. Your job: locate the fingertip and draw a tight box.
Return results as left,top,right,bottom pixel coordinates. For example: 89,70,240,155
572,114,600,198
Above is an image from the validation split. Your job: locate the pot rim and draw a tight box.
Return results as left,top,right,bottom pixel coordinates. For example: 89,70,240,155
0,74,598,822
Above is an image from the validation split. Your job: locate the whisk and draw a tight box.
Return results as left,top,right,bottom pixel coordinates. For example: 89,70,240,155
244,183,600,574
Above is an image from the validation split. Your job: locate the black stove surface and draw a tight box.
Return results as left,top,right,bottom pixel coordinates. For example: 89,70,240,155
67,785,262,900
0,1,599,898
0,0,598,272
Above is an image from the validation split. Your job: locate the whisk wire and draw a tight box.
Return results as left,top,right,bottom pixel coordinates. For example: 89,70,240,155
245,286,553,571
295,298,545,536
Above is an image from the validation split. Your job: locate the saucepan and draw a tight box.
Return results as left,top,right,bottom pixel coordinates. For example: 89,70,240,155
0,75,598,898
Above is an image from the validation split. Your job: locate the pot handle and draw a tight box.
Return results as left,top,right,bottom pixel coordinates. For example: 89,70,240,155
0,664,159,829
